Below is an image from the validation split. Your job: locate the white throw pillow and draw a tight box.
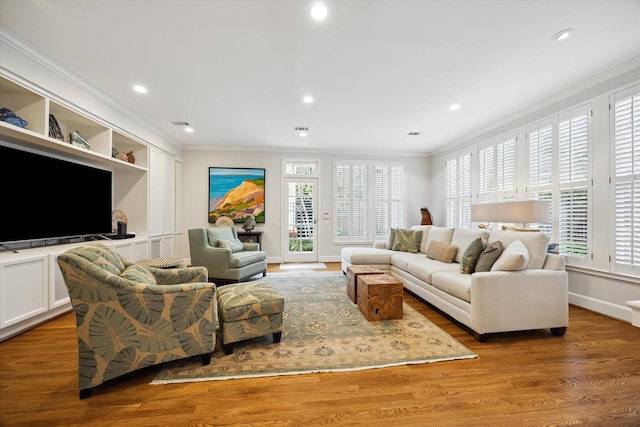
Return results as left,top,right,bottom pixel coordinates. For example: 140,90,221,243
490,239,529,271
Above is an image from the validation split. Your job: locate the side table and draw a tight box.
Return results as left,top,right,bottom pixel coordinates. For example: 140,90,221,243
346,265,384,304
357,273,403,321
237,231,263,247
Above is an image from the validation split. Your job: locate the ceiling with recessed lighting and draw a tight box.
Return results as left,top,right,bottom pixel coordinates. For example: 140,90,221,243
1,1,639,155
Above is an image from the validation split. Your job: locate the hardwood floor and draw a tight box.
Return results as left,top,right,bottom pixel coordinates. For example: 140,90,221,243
1,262,639,426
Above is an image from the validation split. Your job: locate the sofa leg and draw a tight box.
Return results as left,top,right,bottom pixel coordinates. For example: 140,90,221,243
550,327,567,336
273,331,282,343
473,331,488,342
79,388,93,399
263,271,267,277
202,352,212,365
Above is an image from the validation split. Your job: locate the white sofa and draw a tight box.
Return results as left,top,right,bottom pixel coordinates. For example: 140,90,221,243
341,225,568,341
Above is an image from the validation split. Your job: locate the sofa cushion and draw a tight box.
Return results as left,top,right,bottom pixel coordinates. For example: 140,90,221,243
342,247,394,265
218,238,244,252
405,257,461,283
460,237,487,274
121,264,157,286
425,226,455,250
229,250,267,268
432,271,472,303
426,241,457,263
487,230,549,269
451,228,491,264
392,228,423,253
410,225,432,253
491,239,529,271
207,227,235,246
475,241,504,272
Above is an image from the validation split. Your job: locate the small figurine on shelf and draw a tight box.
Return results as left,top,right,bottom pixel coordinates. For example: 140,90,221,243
242,214,256,232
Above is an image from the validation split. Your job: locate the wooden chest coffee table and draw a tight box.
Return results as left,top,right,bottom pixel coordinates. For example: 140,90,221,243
357,273,403,321
346,265,384,304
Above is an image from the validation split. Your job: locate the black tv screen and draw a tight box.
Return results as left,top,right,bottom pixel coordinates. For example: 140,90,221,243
0,144,113,244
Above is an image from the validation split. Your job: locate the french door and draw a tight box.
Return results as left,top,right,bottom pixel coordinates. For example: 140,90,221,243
283,177,317,263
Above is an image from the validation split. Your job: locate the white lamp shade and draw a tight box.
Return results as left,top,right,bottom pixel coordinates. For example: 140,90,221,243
470,200,550,224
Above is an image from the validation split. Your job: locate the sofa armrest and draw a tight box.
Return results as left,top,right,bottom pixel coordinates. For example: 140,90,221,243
243,242,260,251
470,269,568,334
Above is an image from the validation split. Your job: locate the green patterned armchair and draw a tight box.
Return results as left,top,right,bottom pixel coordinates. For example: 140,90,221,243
57,243,217,399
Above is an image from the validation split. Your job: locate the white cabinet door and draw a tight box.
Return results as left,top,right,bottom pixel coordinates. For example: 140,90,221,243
48,251,71,310
149,149,163,237
0,256,48,329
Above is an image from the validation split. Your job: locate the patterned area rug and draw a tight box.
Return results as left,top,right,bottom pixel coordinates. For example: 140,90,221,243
151,272,476,384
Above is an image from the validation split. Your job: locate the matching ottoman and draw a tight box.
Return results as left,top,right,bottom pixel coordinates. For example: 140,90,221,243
216,281,285,354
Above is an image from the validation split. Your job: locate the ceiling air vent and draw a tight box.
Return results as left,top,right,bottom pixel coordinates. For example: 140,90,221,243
294,126,309,132
407,131,422,136
172,121,190,126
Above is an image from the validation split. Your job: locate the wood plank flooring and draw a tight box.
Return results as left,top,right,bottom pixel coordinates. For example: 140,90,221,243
1,263,639,426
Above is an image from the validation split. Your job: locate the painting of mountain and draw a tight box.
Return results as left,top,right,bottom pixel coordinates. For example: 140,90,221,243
208,167,265,224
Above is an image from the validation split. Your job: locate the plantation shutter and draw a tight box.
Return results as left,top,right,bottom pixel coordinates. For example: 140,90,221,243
445,152,471,228
374,162,406,239
478,135,516,204
613,87,640,271
333,160,406,242
528,122,554,234
557,106,590,260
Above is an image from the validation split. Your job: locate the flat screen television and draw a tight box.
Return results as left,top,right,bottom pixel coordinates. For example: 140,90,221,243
0,144,113,245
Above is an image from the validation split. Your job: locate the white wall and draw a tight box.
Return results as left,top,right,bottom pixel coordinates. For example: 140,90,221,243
179,149,430,263
428,60,640,324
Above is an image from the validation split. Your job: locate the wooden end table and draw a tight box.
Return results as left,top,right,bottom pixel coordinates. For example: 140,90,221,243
346,265,384,304
357,273,403,321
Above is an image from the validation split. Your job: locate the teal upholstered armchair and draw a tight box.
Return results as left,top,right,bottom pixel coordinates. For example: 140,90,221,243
188,226,267,283
57,243,216,398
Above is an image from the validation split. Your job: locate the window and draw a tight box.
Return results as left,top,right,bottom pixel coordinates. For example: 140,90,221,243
445,152,471,228
557,108,590,260
612,86,640,273
334,160,406,242
527,121,553,235
478,135,516,203
526,105,591,263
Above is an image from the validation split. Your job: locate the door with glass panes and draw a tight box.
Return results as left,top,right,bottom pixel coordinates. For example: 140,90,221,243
283,177,317,262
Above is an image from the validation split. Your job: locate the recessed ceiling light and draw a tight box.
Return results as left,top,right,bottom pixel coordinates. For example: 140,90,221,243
184,127,194,133
449,104,461,111
310,4,328,20
133,84,147,94
299,132,308,137
552,29,574,41
303,95,314,103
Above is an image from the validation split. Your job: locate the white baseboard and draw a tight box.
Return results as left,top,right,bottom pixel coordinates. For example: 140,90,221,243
569,292,632,324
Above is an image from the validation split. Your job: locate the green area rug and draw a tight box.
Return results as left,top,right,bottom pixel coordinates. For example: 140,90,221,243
151,271,477,384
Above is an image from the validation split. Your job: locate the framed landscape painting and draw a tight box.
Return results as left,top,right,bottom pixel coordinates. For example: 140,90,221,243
209,167,265,224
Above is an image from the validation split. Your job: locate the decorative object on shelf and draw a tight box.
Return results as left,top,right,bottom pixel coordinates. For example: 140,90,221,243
48,114,64,140
111,147,128,162
242,214,256,232
215,216,234,227
0,107,28,128
69,130,91,150
420,207,433,225
111,209,127,233
126,150,135,164
208,167,265,224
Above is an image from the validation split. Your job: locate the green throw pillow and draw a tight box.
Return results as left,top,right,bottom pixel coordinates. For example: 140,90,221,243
218,238,244,252
392,228,423,253
474,241,504,272
460,237,487,274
